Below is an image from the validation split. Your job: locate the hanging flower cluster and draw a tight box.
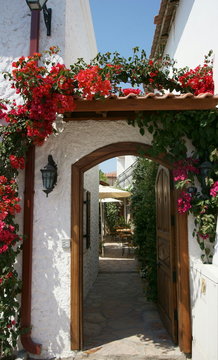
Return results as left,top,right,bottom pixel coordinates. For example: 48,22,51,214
172,156,218,263
210,181,218,197
74,65,111,99
173,158,199,183
177,191,192,214
9,51,76,145
0,175,22,355
177,52,214,95
173,158,199,213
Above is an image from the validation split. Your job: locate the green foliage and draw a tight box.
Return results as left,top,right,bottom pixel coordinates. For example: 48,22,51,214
128,110,218,161
131,158,158,301
70,48,183,94
99,170,108,183
128,110,218,262
104,203,121,234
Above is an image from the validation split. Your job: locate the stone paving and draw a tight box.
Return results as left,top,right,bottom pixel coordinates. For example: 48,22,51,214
75,242,187,360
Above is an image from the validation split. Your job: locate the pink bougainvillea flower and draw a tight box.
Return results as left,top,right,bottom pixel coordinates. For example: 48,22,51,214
173,158,199,183
177,191,192,214
210,181,218,197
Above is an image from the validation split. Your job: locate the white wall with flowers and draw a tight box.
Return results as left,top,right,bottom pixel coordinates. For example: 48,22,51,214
164,1,218,359
0,0,99,358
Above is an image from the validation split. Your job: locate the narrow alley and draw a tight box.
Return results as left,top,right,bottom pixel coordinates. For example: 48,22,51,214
75,242,186,360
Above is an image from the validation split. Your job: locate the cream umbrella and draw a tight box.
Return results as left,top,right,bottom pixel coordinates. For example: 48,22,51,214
99,184,131,199
99,186,131,247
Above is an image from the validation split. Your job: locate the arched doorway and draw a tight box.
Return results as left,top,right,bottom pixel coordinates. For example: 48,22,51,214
71,141,191,353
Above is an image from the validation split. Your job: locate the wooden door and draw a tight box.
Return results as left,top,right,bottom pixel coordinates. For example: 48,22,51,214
155,166,178,343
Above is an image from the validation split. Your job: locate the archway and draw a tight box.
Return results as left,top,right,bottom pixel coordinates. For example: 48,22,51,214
70,141,191,353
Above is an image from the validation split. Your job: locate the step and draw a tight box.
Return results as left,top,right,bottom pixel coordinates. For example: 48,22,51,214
74,353,189,360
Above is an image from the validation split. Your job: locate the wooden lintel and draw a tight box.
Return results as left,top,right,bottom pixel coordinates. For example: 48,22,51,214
64,97,218,121
64,111,140,121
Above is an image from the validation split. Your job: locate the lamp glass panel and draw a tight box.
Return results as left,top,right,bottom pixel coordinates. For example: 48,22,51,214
42,169,55,190
26,0,48,10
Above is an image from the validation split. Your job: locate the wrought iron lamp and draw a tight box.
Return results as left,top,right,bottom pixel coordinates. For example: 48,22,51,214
187,160,213,196
187,186,197,195
40,155,57,197
26,0,52,36
199,160,213,192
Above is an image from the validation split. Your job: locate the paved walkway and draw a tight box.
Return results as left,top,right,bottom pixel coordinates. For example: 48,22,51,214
75,243,187,360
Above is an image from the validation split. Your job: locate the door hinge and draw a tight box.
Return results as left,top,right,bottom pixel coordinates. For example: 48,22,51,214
174,309,178,321
173,270,177,283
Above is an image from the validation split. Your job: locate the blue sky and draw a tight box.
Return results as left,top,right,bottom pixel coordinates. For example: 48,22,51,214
89,0,161,173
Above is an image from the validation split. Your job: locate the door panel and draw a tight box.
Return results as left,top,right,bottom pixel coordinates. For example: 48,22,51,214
155,166,177,343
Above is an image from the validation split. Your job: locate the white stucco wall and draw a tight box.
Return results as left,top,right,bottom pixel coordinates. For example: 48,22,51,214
31,119,152,358
163,1,218,359
116,155,136,177
164,0,218,93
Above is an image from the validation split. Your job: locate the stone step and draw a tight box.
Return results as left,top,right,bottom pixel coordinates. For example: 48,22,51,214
74,353,188,360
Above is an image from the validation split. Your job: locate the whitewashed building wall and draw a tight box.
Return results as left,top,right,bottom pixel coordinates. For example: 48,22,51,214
164,1,218,359
32,120,152,358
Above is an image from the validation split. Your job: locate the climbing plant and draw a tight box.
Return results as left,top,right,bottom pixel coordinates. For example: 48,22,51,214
0,46,217,356
131,159,158,301
128,110,218,263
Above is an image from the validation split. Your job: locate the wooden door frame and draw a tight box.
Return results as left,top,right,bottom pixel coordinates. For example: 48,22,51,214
71,141,192,353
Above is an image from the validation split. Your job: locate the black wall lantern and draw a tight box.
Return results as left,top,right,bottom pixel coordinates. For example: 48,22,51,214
40,155,57,197
199,160,213,192
26,0,52,36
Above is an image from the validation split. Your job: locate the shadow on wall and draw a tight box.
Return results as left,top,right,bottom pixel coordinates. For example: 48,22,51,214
31,227,71,357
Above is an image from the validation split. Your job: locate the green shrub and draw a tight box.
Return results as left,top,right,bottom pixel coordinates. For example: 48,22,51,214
131,158,158,301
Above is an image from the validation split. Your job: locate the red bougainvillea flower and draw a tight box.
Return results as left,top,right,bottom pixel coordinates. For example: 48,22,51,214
53,94,76,113
122,88,141,96
149,72,158,77
210,181,218,197
0,102,7,120
6,272,13,278
7,320,16,328
177,191,192,214
198,232,209,240
106,64,122,74
178,63,214,95
9,155,25,170
75,66,112,100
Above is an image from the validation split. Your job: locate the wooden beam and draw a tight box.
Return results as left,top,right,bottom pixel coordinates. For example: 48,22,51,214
64,111,140,121
175,190,192,354
71,165,83,350
64,96,218,122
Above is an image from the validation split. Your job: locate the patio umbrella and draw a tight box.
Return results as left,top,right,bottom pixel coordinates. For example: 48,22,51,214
99,186,131,245
100,198,122,203
99,184,131,199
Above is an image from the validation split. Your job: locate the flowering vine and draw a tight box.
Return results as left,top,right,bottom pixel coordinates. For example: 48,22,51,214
0,47,217,356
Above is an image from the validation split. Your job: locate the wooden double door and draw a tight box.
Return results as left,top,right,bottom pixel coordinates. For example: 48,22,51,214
155,166,178,343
